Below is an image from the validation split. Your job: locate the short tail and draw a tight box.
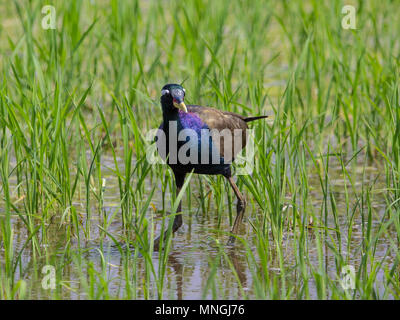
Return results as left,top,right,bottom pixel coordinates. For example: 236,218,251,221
244,115,269,122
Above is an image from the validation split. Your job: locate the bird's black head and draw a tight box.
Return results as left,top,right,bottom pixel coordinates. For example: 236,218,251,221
160,83,187,113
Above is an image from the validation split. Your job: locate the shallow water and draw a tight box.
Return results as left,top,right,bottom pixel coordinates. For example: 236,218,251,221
0,153,396,299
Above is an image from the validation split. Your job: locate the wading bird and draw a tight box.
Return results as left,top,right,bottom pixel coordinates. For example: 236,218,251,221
155,83,267,249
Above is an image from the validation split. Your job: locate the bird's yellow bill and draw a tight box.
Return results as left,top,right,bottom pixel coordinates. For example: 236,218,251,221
173,101,188,113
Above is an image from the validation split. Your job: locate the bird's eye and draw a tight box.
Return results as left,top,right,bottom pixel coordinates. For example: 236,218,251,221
161,89,170,96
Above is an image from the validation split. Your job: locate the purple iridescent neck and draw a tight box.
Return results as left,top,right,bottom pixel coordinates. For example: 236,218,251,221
177,110,205,133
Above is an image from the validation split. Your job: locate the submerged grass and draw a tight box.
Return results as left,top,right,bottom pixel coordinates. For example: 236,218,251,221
0,0,400,299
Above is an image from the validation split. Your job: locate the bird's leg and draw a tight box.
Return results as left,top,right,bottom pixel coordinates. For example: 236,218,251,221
153,173,185,251
172,186,183,232
171,172,185,233
226,176,246,245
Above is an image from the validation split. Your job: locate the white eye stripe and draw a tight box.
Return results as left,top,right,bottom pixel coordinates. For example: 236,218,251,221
161,89,170,95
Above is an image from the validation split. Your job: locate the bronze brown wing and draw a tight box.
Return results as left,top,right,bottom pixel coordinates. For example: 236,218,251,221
186,105,249,162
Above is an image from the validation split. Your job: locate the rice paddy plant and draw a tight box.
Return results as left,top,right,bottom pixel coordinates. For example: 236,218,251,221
0,0,400,300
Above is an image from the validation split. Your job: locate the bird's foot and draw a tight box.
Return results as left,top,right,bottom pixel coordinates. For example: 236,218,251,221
226,235,237,246
153,236,161,252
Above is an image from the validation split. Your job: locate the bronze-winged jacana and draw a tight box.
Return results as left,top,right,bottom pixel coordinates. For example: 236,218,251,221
154,83,267,249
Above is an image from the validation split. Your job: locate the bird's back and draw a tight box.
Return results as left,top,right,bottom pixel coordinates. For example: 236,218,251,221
157,105,249,175
185,105,249,157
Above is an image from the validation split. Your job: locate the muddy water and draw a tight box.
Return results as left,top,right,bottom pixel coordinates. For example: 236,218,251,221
0,154,395,299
